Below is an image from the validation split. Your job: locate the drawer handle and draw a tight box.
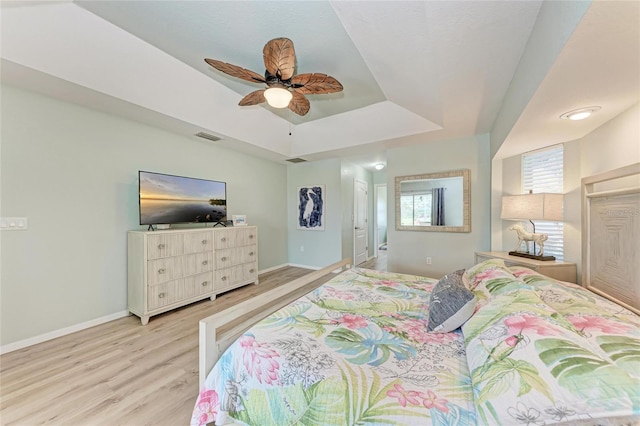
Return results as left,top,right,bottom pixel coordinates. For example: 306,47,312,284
221,237,227,242
158,292,165,298
202,239,208,245
221,256,227,261
249,252,255,256
221,276,227,281
202,260,208,266
249,235,254,239
158,243,165,249
158,268,166,274
201,281,209,287
249,269,255,273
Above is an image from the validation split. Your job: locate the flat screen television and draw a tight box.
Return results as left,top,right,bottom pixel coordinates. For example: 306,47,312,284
138,170,227,226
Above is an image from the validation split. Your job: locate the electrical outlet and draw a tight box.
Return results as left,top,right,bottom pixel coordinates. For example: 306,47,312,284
300,245,305,252
426,257,432,265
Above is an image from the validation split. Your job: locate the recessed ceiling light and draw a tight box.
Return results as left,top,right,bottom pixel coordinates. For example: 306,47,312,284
375,163,385,171
560,106,601,121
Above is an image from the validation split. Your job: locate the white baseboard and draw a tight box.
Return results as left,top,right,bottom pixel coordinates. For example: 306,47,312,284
286,263,350,274
0,310,130,355
257,263,291,275
262,262,354,274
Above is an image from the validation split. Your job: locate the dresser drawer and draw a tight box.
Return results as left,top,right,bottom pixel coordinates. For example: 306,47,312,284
183,252,213,276
215,247,237,269
147,234,183,259
147,256,183,285
243,262,258,280
235,227,257,246
243,245,258,264
215,246,257,269
184,231,213,254
214,228,237,249
147,279,181,310
215,265,243,291
183,272,213,298
215,262,258,292
213,226,258,249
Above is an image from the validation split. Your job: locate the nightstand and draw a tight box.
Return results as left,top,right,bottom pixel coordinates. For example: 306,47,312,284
475,251,577,284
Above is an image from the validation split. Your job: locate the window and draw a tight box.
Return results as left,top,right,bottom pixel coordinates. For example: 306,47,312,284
522,144,564,259
400,192,432,226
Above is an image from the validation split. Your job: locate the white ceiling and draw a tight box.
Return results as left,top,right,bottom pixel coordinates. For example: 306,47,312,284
1,1,638,169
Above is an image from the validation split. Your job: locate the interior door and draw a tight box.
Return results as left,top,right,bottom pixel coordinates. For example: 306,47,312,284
354,179,368,265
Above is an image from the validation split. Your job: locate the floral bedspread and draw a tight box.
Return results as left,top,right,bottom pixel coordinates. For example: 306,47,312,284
465,260,640,425
191,268,476,425
191,262,640,426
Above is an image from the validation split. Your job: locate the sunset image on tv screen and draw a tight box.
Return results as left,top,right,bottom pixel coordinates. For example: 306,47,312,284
139,171,226,225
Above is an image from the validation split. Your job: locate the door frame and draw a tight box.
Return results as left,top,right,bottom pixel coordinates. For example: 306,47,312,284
374,183,387,258
353,178,368,265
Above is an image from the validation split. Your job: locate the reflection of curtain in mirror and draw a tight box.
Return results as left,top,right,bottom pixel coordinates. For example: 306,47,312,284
432,188,445,225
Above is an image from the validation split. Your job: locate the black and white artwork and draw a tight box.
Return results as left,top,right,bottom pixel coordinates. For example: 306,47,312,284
297,185,325,230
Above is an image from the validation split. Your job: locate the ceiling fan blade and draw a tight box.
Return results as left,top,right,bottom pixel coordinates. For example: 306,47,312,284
263,38,296,81
204,58,266,84
238,90,266,106
288,91,310,116
290,73,343,94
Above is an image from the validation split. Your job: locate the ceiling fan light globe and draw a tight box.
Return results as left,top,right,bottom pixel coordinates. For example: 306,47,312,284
264,87,292,108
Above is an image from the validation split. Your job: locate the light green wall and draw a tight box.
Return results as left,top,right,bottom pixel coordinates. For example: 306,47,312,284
387,134,492,277
286,159,375,268
286,159,342,267
0,84,288,346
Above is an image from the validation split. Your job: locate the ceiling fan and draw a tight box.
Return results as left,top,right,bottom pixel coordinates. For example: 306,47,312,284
204,37,343,116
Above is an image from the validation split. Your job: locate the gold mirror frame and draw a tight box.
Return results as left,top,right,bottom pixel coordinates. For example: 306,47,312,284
395,169,471,233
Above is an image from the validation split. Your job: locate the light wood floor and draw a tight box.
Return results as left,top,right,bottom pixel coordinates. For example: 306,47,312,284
360,248,387,271
0,257,387,426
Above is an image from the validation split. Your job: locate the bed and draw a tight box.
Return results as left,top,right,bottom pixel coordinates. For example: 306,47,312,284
191,164,640,425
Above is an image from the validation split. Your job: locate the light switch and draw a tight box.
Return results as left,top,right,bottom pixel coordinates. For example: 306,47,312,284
0,217,28,230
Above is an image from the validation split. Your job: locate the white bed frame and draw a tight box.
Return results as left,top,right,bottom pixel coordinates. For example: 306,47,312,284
582,162,640,316
198,258,352,387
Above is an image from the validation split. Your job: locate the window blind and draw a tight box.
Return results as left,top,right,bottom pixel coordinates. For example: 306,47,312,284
522,145,564,260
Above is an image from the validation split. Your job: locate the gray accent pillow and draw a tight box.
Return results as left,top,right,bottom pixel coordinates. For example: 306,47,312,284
427,269,477,333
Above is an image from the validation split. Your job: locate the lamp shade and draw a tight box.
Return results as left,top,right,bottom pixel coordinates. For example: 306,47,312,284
501,193,564,221
264,86,292,108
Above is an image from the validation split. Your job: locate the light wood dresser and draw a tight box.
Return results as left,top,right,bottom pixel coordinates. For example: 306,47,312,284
475,251,577,284
128,226,258,324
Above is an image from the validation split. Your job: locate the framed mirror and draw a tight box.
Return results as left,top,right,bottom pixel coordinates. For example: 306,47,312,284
395,169,470,232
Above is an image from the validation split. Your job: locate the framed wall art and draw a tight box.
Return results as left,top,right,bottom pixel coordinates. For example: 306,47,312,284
297,185,325,231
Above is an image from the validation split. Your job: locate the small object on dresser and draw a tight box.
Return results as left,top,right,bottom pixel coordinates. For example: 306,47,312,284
232,215,247,226
508,224,555,261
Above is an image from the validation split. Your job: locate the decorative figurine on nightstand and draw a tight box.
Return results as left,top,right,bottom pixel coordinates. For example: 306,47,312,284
501,192,563,261
509,224,554,260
